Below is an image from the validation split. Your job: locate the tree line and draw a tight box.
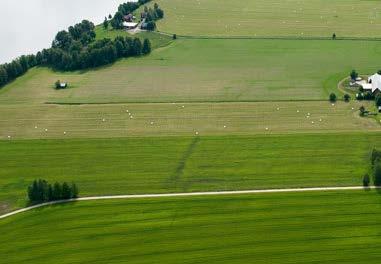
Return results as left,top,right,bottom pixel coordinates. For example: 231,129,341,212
0,19,152,88
363,149,381,187
28,179,79,204
143,3,165,31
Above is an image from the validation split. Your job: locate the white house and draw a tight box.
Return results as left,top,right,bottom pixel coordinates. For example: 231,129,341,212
123,22,138,29
364,73,381,95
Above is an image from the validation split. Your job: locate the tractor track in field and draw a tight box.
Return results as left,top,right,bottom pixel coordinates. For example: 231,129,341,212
0,186,378,220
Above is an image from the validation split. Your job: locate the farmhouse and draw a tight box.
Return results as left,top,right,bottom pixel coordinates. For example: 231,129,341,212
124,14,135,22
123,22,138,29
359,73,381,95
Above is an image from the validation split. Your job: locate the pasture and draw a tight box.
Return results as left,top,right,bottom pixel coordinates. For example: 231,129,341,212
0,101,379,140
94,27,173,49
154,0,381,37
1,133,381,214
2,39,381,103
2,191,381,263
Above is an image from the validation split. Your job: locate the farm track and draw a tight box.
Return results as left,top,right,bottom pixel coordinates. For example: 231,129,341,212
1,186,377,220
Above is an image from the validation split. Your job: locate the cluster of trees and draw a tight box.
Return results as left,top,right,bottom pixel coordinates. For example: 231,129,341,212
27,179,79,204
143,3,165,31
329,92,351,102
0,19,153,88
0,54,38,87
356,91,376,101
370,149,381,186
109,0,152,29
41,35,151,71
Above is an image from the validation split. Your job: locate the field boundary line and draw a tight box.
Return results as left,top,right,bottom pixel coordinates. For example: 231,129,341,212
0,186,378,220
156,32,381,42
44,99,335,105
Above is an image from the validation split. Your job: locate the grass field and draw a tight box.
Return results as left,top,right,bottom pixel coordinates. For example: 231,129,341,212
94,27,173,49
0,101,379,140
1,133,380,214
2,39,381,103
153,0,381,37
2,191,381,263
2,1,381,260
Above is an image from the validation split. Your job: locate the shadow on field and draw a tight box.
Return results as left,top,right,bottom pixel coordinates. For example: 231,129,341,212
168,136,200,191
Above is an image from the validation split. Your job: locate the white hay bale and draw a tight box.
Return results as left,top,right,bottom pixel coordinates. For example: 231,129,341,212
64,132,67,135
45,129,48,132
195,131,199,135
130,116,134,119
34,126,38,129
102,118,106,122
223,125,227,128
150,122,154,125
265,127,269,131
7,135,11,139
311,121,314,124
319,119,322,122
277,107,280,111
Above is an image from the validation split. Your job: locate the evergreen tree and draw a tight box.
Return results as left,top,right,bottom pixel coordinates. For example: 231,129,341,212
62,182,72,199
375,94,381,107
374,162,381,186
132,38,142,56
28,180,39,202
19,55,29,73
0,66,8,86
103,17,109,29
329,93,337,102
142,39,151,55
47,184,54,201
71,183,79,198
52,182,62,200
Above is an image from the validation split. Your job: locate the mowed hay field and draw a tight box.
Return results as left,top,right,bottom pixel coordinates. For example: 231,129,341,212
1,133,381,214
2,39,381,103
0,101,379,140
154,0,381,37
2,191,381,264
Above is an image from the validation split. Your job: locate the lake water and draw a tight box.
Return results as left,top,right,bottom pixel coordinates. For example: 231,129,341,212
0,0,129,63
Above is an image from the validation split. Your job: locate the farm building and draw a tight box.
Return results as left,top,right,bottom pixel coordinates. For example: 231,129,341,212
124,14,135,22
359,73,381,95
55,81,67,89
123,22,138,29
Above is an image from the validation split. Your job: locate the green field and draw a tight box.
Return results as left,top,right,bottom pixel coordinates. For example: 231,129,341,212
2,39,381,104
2,0,381,261
94,27,173,49
2,191,381,263
0,101,379,140
154,0,381,37
1,133,380,214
